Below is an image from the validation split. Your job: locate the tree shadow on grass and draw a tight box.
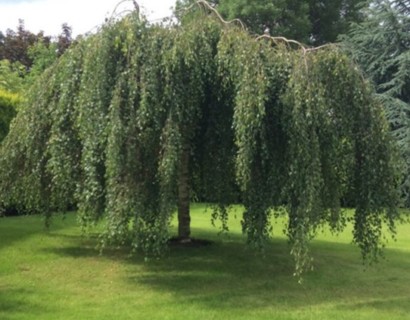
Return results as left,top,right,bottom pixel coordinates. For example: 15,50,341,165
136,242,410,311
45,228,410,316
0,287,52,320
0,212,76,251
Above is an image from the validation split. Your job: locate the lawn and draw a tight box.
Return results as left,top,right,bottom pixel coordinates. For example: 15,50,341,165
1,204,410,320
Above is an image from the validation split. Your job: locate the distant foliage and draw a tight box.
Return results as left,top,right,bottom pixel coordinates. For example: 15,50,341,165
0,59,26,93
216,0,311,41
0,20,73,70
25,40,59,87
0,20,45,68
176,0,364,44
0,21,74,104
0,89,19,142
341,0,410,207
308,0,364,44
0,8,399,276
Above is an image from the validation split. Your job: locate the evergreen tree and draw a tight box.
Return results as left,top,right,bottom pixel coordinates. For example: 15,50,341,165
309,0,364,44
341,0,410,206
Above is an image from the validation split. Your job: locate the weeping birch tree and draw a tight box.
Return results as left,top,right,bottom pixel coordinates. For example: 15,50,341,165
0,2,400,275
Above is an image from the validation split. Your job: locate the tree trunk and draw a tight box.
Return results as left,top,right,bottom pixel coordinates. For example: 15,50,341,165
177,145,191,241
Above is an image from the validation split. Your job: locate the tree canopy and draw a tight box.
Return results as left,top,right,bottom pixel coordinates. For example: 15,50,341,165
0,4,400,276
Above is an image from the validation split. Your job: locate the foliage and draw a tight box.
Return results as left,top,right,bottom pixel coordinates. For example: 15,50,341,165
217,0,311,41
0,50,55,159
0,20,73,69
25,40,58,86
0,89,19,142
176,0,311,41
56,23,73,56
0,20,46,68
0,59,26,93
0,8,399,276
341,0,410,207
0,22,73,96
308,0,364,44
176,0,364,44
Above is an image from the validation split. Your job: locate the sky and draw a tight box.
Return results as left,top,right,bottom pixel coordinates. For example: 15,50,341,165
0,0,175,37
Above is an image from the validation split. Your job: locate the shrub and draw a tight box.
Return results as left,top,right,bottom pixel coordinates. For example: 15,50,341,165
0,89,20,142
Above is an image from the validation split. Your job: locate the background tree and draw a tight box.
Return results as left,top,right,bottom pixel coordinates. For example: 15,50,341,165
25,39,59,87
0,20,49,69
0,89,19,142
308,0,364,44
0,60,23,142
341,0,410,206
0,22,74,208
175,0,363,44
56,23,73,56
0,21,74,98
0,59,25,93
0,7,399,276
216,0,311,41
176,0,311,41
0,21,73,72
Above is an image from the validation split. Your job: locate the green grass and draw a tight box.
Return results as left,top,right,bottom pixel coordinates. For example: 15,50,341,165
1,204,410,320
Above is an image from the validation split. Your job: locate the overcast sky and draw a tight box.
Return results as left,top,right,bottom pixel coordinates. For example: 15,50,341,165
0,0,175,37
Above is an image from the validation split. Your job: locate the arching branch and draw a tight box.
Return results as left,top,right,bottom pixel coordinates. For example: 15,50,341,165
256,34,306,51
109,0,140,21
183,0,246,30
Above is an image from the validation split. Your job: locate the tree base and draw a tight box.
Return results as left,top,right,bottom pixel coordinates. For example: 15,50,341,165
168,237,213,248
